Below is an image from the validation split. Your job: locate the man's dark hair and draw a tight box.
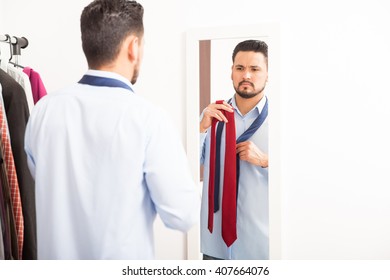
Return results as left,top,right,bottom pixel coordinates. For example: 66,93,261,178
232,40,268,68
80,0,144,68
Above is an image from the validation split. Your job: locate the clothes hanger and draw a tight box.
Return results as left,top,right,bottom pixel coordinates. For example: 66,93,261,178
7,35,24,69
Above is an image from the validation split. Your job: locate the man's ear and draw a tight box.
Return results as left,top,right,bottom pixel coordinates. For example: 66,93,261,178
127,36,139,63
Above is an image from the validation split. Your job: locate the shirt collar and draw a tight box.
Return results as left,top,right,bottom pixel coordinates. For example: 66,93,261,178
231,94,267,117
85,70,135,92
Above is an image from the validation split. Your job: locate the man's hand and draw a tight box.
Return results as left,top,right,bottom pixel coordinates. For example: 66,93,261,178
200,101,234,133
236,141,268,168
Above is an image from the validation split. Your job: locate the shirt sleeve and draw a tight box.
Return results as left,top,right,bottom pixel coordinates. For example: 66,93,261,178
200,132,207,164
24,113,36,180
143,109,200,232
199,110,207,164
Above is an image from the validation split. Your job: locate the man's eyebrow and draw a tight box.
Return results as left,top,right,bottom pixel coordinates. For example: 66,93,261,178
234,64,261,67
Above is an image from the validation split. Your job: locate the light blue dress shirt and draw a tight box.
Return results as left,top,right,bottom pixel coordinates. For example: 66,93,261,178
25,70,200,259
200,95,269,259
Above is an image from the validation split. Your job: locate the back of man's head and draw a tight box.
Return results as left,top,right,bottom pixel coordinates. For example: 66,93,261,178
80,0,144,69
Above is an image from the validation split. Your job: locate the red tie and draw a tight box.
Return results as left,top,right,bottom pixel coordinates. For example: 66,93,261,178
208,100,237,247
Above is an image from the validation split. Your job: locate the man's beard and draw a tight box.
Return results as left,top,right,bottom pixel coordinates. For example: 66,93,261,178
131,62,140,84
131,68,139,84
235,81,266,99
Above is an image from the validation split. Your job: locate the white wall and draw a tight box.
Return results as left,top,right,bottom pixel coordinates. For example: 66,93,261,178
0,3,3,31
1,0,390,259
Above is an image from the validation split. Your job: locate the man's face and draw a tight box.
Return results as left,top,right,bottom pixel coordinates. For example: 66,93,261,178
231,51,268,99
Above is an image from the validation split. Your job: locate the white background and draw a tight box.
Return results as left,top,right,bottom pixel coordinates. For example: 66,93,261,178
1,0,390,260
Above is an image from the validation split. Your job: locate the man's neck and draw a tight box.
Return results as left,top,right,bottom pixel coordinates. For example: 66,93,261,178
96,63,133,83
234,93,264,115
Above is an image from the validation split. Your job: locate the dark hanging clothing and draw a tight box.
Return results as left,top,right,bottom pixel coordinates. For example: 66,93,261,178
0,139,19,259
0,68,37,259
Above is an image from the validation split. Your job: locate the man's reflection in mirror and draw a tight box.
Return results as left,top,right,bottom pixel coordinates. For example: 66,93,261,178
199,40,269,260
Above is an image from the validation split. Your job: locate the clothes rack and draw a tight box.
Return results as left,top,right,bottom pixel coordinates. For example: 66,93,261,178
0,34,29,51
1,34,29,67
0,33,37,260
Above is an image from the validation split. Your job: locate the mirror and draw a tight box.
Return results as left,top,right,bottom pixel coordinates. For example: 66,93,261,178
186,24,282,259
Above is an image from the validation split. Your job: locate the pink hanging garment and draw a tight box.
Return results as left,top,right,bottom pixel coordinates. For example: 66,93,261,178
23,67,47,104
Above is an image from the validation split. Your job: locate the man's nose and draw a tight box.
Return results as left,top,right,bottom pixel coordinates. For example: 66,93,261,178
243,71,251,79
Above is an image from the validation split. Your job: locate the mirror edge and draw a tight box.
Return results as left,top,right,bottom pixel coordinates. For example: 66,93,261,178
185,23,282,260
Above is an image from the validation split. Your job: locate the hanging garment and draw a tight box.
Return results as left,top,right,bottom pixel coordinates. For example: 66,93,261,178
0,69,36,259
0,78,23,259
0,181,6,260
0,134,18,260
23,67,47,104
0,59,7,72
0,83,4,260
6,65,34,112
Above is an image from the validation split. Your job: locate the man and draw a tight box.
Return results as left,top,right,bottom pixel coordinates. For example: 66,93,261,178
200,40,269,259
24,0,199,260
